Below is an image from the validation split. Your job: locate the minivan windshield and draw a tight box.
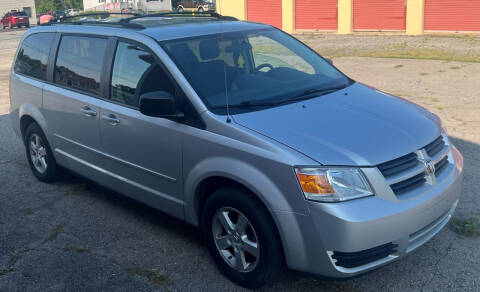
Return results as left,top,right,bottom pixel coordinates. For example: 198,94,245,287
162,28,352,114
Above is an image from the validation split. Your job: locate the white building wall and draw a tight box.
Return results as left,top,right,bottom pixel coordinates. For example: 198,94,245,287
0,0,36,24
137,0,172,13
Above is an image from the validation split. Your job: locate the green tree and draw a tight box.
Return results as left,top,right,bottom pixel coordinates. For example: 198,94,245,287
37,0,58,13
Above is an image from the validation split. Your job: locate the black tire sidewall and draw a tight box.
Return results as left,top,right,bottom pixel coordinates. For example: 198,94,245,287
201,188,284,289
24,123,58,182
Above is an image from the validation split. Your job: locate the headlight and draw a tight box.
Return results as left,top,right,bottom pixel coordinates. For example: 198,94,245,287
295,167,373,202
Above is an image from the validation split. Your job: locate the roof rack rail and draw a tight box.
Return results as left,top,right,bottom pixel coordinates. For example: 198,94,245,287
40,12,143,28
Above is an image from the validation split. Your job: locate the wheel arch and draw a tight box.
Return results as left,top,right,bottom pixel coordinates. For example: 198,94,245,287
18,103,49,144
184,157,298,227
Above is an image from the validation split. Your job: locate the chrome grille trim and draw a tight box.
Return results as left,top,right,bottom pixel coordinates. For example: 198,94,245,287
385,163,425,185
377,134,451,196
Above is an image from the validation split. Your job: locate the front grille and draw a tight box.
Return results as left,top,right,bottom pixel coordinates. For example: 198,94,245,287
435,156,449,175
378,135,450,196
390,171,426,194
424,135,445,157
378,152,419,177
331,242,398,268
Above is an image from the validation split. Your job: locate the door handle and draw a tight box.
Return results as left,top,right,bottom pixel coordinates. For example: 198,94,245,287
102,114,120,125
80,106,97,117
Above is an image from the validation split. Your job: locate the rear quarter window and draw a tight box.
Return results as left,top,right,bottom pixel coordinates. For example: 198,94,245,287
14,33,55,81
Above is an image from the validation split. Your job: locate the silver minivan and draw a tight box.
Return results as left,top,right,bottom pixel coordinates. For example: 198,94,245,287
9,13,463,289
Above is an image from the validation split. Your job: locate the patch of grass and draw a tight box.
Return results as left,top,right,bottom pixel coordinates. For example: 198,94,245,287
394,64,404,68
450,66,461,70
47,224,64,241
438,70,445,72
126,266,172,287
0,269,12,277
450,215,480,237
434,105,443,110
10,247,31,264
315,47,480,63
68,246,90,253
419,72,428,76
65,183,90,196
431,97,440,102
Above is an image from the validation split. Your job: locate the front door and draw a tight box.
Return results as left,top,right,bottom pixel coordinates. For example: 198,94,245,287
99,40,184,218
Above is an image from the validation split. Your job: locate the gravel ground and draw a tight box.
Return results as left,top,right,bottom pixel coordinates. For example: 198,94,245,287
0,30,479,291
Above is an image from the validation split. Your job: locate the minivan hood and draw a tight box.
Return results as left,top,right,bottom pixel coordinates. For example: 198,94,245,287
233,83,441,166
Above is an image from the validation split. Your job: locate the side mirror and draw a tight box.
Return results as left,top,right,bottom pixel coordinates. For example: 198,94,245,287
139,91,181,118
325,58,333,65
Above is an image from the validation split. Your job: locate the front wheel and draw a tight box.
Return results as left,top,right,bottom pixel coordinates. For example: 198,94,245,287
201,188,284,289
24,123,59,182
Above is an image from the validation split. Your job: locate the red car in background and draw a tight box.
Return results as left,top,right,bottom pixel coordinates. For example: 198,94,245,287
2,11,30,29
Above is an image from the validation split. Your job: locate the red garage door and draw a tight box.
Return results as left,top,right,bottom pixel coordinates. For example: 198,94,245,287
295,0,338,30
425,0,480,31
247,0,282,29
354,0,406,30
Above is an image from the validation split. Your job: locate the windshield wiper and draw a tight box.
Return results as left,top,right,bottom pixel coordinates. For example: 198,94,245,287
285,85,349,104
210,84,350,110
211,100,279,109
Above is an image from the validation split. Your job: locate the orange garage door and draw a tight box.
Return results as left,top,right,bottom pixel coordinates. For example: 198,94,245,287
354,0,406,31
424,0,480,31
295,0,338,30
247,0,282,29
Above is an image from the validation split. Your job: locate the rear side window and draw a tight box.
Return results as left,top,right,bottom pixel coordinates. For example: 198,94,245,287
110,41,174,107
14,33,55,81
54,35,107,96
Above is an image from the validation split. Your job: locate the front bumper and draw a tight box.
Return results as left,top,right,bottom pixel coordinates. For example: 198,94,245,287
274,145,463,278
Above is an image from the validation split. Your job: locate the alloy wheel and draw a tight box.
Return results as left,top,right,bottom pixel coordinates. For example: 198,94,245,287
29,133,48,174
212,207,260,272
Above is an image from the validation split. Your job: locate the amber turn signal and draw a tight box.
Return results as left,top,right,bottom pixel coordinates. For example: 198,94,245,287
296,173,335,194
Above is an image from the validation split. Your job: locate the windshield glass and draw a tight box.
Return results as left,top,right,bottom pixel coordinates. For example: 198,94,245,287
162,28,352,114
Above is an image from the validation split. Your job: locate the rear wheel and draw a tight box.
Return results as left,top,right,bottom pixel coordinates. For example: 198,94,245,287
201,188,284,289
24,123,59,183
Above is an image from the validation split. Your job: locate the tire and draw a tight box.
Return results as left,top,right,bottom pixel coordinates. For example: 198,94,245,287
25,23,30,28
201,188,284,289
24,123,59,183
177,6,184,12
198,7,204,12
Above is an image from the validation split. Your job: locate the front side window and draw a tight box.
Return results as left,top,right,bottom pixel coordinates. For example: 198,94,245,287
110,41,174,107
54,35,107,96
14,33,55,80
162,28,351,114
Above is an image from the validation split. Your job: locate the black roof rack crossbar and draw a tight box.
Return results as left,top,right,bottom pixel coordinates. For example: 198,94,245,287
120,11,238,23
